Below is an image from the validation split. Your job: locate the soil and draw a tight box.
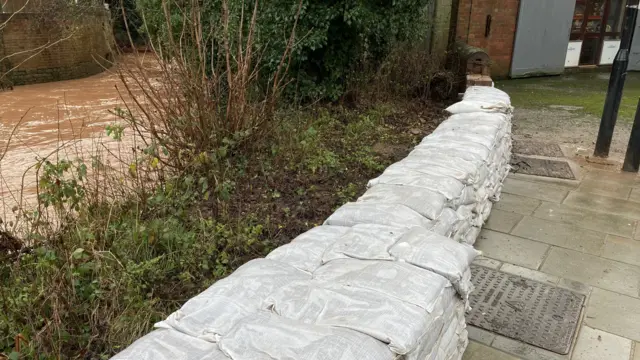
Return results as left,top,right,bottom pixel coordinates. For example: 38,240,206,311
0,230,21,258
227,101,447,248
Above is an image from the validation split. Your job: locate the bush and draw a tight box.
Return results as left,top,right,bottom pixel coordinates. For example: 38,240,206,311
136,0,433,101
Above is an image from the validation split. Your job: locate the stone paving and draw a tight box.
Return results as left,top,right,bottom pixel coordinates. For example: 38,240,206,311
462,169,640,360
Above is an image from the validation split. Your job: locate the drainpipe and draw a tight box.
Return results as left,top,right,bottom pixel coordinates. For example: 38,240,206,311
594,1,639,158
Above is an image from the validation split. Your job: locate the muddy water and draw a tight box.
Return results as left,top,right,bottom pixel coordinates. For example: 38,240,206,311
0,65,129,223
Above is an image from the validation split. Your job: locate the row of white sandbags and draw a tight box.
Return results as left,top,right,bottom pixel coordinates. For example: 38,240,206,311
111,86,513,360
362,114,512,244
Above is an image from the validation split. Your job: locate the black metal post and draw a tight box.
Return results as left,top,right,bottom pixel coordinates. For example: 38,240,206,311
622,99,640,172
594,2,638,158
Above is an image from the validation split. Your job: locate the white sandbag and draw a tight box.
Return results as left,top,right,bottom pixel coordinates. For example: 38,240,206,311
111,329,230,360
446,100,513,114
155,259,310,341
368,172,475,205
433,120,508,141
424,131,502,151
480,200,493,221
463,85,511,104
322,224,405,263
264,281,434,355
394,156,490,188
357,184,447,220
392,155,490,187
324,202,434,230
431,208,462,237
446,86,513,114
266,225,351,273
406,301,466,360
463,226,482,245
389,227,479,300
456,204,475,222
312,259,451,313
437,112,511,130
385,159,479,186
413,140,494,163
452,220,472,243
425,312,468,360
218,312,395,360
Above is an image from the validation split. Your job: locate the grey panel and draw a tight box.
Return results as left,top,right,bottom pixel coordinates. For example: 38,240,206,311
510,0,575,78
467,265,585,355
630,11,640,71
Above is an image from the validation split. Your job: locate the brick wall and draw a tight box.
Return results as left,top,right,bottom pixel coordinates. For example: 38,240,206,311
455,0,520,78
0,10,113,86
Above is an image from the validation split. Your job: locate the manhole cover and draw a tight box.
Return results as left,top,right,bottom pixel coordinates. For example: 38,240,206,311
513,140,564,158
510,154,576,180
467,265,585,354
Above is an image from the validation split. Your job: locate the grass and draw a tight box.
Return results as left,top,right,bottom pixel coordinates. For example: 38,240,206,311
497,71,640,122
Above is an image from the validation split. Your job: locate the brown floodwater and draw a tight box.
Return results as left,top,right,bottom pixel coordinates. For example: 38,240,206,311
0,63,129,222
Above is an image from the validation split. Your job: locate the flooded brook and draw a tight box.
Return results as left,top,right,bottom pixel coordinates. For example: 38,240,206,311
0,66,129,222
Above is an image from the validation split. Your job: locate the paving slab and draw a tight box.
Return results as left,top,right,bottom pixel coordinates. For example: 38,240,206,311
557,278,591,296
585,287,640,342
634,342,640,360
494,193,541,215
472,256,502,269
571,326,632,360
511,216,605,256
475,230,550,270
500,263,560,285
577,178,632,200
491,335,567,360
602,235,640,267
630,188,640,203
533,202,636,239
508,173,581,190
636,222,640,241
484,209,523,233
540,247,640,297
563,191,640,220
467,325,496,346
503,177,570,203
463,341,520,360
583,169,640,187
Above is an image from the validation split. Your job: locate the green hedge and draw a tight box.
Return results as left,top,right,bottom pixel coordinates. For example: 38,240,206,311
135,0,432,101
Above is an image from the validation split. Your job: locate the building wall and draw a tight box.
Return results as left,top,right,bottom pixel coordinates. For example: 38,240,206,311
455,0,520,78
0,10,113,86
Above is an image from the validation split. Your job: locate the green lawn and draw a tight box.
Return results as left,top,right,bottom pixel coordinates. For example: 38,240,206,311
496,72,640,122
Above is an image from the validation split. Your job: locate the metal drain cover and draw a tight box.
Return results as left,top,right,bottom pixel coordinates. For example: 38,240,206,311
467,265,585,354
513,140,564,158
510,154,576,180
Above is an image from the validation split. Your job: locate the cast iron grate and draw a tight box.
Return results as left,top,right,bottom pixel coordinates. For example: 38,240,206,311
467,265,585,354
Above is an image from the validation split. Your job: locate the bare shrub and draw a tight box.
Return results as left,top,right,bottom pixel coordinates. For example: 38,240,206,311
347,42,459,105
116,0,300,172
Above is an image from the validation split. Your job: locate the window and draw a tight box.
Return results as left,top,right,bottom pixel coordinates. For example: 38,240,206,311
604,0,625,38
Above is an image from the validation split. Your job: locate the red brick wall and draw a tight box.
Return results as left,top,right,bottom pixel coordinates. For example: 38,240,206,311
455,0,520,78
0,10,113,86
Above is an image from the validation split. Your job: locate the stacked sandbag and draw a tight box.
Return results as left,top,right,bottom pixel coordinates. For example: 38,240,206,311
111,85,512,360
365,87,512,244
